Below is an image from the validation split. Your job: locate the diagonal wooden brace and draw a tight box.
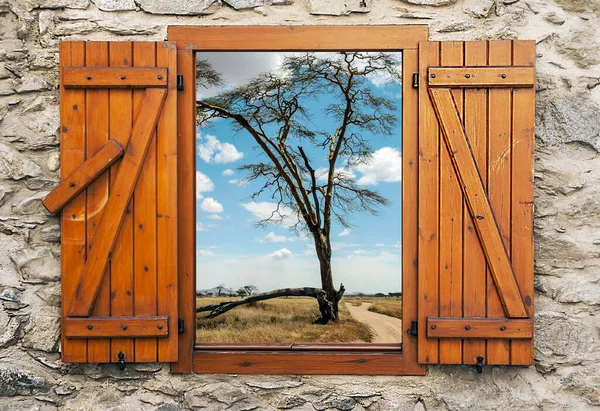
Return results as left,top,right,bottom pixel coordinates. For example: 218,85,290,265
67,88,167,317
429,88,528,319
42,140,124,214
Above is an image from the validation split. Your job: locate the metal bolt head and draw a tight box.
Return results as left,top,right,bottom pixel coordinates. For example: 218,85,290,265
157,75,163,80
465,325,471,330
86,76,92,80
158,324,163,330
70,182,76,188
465,74,471,79
500,326,506,331
430,73,436,79
120,75,126,80
121,325,128,330
87,325,93,330
501,74,507,79
430,324,437,330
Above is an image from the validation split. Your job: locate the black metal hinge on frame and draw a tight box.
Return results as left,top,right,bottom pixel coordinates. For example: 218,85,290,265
177,75,184,91
409,320,418,336
178,317,185,334
412,73,419,89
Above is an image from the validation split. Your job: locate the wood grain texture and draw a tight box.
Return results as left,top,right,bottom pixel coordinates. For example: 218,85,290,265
67,88,167,318
63,67,167,88
428,88,528,319
60,41,88,362
156,42,179,363
510,40,536,365
438,41,464,365
428,66,534,88
85,41,111,363
43,140,123,214
168,25,428,51
427,318,533,339
108,41,135,363
462,41,488,365
65,316,169,338
132,42,159,363
418,41,440,365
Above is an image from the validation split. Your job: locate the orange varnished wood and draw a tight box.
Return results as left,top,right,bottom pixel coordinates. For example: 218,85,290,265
428,66,534,88
418,41,441,365
63,67,168,88
194,351,410,375
171,47,196,374
428,88,527,319
427,318,533,339
510,41,536,365
132,42,159,363
65,316,169,338
156,42,179,363
108,41,135,363
462,41,488,365
85,41,111,363
43,140,123,214
168,25,428,50
486,40,513,364
60,41,87,363
438,41,464,365
67,88,167,318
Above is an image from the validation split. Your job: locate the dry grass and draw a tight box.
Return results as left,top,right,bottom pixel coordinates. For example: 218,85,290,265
367,298,402,319
196,296,373,343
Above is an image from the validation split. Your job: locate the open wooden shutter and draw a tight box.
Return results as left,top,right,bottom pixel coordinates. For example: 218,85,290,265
47,41,178,364
417,40,535,366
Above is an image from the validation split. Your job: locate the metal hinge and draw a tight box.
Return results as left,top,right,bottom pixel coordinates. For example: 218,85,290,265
410,320,418,336
412,73,419,89
177,75,184,91
178,317,185,334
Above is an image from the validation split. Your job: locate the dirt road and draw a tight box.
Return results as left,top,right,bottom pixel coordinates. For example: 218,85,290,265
345,302,402,343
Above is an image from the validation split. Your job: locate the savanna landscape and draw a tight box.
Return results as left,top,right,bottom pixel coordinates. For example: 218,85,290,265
196,295,402,344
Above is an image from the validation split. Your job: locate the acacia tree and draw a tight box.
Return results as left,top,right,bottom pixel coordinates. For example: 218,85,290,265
196,52,399,323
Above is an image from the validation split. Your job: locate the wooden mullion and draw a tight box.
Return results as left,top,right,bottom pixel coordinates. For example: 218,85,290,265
462,41,488,365
60,41,88,363
438,41,464,364
418,41,440,364
486,40,512,364
510,41,536,365
109,41,135,364
85,41,111,363
133,42,159,362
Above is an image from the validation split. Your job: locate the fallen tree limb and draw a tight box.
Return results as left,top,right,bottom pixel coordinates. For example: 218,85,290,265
196,287,327,319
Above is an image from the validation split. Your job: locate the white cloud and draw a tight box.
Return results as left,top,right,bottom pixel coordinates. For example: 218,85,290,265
228,178,249,186
208,214,223,220
260,232,296,243
198,134,244,164
354,147,402,186
338,228,352,237
222,169,235,176
376,243,385,247
241,201,297,227
196,170,214,200
267,248,292,260
197,249,214,257
196,222,212,232
315,167,356,182
200,197,224,213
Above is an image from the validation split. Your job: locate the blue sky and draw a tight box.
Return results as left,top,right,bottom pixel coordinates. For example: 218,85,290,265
195,52,402,295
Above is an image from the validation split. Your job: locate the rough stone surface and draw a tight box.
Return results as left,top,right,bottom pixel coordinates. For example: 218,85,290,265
0,1,599,410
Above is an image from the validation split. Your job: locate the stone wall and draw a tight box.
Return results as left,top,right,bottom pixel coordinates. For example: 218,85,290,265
0,0,599,409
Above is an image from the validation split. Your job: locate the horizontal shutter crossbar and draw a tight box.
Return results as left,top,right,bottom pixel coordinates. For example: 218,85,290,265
64,316,169,338
42,140,124,214
428,66,534,88
63,67,168,88
427,317,533,339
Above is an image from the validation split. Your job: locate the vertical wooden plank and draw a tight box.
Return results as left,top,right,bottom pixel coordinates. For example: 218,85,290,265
401,49,425,374
157,42,179,362
486,40,512,365
510,40,535,365
462,41,488,365
85,41,111,363
109,42,135,363
418,41,440,365
438,42,464,364
171,47,195,373
133,42,159,362
60,41,87,363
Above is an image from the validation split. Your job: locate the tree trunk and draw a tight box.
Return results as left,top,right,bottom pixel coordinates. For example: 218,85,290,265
315,241,345,324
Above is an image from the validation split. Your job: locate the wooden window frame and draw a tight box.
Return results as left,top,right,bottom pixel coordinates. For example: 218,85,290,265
167,25,428,375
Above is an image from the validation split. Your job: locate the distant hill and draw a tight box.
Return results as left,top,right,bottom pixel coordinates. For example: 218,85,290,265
197,286,236,296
